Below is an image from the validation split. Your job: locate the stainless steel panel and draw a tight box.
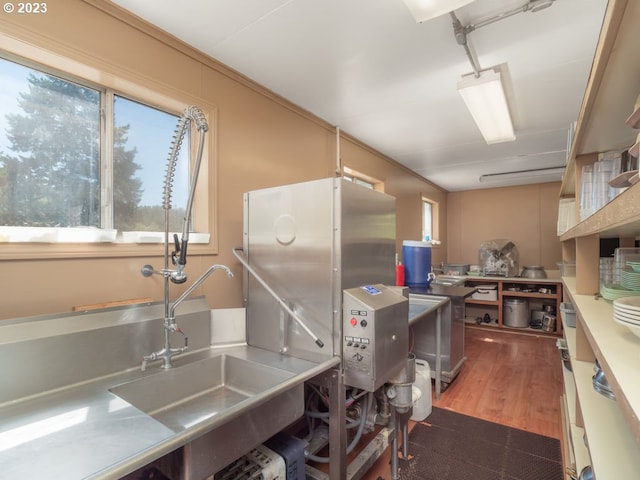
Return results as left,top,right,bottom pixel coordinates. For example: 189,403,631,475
338,179,396,291
182,384,304,480
342,285,408,391
243,178,395,363
410,295,465,383
0,298,211,405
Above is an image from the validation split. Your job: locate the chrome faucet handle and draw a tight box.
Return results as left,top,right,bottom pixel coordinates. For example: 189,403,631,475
171,234,182,265
141,264,158,277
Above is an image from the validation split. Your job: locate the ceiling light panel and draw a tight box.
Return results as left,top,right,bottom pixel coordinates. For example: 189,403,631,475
403,0,477,23
458,69,516,144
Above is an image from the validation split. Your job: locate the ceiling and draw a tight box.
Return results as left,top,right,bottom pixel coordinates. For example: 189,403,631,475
110,0,608,191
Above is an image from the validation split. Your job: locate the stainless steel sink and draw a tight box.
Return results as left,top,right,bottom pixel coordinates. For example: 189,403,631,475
109,354,296,432
432,275,467,286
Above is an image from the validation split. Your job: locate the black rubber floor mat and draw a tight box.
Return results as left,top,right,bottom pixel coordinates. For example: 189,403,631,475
397,407,562,480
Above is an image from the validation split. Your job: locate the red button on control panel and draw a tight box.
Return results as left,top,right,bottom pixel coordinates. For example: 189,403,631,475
350,317,358,326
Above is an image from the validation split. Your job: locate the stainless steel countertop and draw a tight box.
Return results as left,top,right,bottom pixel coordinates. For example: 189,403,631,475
0,345,338,479
408,294,449,326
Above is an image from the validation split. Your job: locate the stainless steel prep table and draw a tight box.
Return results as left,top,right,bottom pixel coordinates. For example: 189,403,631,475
409,294,448,399
408,284,476,399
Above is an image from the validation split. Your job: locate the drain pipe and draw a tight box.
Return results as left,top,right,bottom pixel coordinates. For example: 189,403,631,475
387,354,417,480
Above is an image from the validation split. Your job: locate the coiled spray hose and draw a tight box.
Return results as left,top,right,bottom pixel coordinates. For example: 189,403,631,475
162,106,208,279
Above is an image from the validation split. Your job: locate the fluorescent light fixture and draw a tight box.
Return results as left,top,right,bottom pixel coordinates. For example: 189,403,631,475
479,167,565,183
458,69,515,144
403,0,476,23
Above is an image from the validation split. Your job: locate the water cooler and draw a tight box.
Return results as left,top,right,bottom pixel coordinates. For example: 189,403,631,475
402,241,432,287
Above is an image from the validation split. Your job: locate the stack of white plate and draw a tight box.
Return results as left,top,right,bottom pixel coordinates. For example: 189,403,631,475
621,268,640,291
613,296,640,339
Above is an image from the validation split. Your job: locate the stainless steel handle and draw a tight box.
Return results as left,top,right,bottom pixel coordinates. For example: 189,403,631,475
233,247,324,348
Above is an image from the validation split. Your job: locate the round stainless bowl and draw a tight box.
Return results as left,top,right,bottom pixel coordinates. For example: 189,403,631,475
521,266,547,279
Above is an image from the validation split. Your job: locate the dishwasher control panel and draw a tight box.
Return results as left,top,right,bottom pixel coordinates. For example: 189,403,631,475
342,285,408,392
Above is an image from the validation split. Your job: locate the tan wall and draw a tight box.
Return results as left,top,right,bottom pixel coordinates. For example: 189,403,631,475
0,0,446,320
446,182,562,271
339,139,447,267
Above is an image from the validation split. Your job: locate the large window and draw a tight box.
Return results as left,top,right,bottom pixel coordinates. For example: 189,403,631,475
0,55,194,243
112,95,188,234
0,60,101,230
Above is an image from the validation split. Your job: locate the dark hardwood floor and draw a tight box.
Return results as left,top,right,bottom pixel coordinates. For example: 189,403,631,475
361,325,564,479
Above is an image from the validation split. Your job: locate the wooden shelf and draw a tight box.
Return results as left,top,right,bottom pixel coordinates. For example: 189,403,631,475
572,359,640,478
560,362,590,472
560,181,640,241
465,277,562,334
464,317,498,328
560,0,640,197
502,291,559,301
558,0,640,474
561,319,590,472
629,136,639,157
465,298,498,306
625,101,640,129
563,278,640,471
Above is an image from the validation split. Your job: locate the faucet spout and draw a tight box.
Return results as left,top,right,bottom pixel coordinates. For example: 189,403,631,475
169,264,234,321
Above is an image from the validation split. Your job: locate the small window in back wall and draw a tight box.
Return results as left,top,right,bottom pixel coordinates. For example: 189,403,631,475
423,199,434,241
342,166,383,191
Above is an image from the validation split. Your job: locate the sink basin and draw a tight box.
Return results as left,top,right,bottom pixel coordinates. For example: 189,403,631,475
109,354,296,432
433,275,467,286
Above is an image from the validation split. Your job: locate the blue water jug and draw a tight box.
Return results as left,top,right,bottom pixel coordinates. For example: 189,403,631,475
402,241,434,287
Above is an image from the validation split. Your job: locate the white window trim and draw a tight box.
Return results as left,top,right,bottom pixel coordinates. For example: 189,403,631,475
0,32,217,259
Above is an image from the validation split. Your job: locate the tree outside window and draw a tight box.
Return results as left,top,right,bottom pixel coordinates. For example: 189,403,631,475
0,56,189,240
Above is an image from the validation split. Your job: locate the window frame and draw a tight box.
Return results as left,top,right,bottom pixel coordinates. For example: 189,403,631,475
0,34,217,260
342,166,384,192
422,197,438,243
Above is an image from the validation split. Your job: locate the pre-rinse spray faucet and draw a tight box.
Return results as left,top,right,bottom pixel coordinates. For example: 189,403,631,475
141,105,233,370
